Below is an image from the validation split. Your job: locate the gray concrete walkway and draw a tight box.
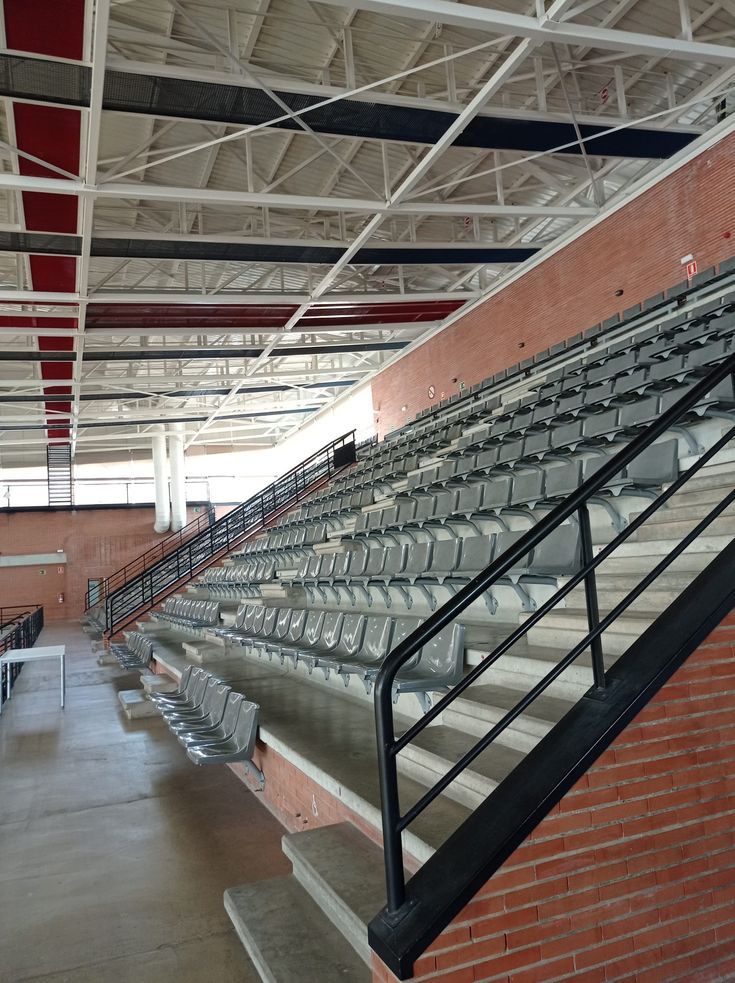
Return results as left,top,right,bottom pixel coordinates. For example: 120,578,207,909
0,621,289,982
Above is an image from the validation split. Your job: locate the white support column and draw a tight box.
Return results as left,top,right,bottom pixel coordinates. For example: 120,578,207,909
168,422,187,532
152,425,171,533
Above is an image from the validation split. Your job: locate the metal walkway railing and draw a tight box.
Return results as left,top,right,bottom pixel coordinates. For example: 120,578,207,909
100,431,356,636
0,605,44,707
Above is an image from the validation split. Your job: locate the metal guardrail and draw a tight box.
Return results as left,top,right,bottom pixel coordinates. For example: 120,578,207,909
0,605,44,707
373,352,735,920
84,501,217,609
101,431,356,635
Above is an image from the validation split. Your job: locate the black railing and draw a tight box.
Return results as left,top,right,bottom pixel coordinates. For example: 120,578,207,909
0,605,44,707
373,352,735,924
102,431,356,635
85,501,217,609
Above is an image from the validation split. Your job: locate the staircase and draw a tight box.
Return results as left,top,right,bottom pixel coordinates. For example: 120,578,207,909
89,432,356,637
47,445,72,508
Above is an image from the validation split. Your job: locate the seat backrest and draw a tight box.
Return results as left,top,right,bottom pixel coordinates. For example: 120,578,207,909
274,608,292,640
583,406,619,437
175,665,195,696
531,524,581,575
411,622,465,684
303,610,326,646
250,606,266,633
619,393,660,427
189,673,215,708
510,468,545,506
219,690,245,737
390,617,422,668
404,541,433,577
625,438,679,485
545,460,582,498
382,545,407,577
331,552,351,578
362,548,386,578
337,614,366,656
321,612,344,649
496,529,534,571
231,700,260,758
205,683,232,721
429,537,461,575
361,616,393,663
285,608,308,643
346,548,368,577
259,607,278,637
457,535,495,575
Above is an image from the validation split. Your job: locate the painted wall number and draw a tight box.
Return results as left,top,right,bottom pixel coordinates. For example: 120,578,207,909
428,385,435,399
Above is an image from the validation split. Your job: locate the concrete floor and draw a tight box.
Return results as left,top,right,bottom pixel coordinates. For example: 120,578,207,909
0,621,290,983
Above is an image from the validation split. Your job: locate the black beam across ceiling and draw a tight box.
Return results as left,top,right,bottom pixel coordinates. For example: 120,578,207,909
1,406,319,431
0,231,539,266
0,380,356,403
0,342,406,362
0,53,698,159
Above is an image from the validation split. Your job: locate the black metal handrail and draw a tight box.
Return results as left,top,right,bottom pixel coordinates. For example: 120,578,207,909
85,500,217,608
0,605,44,707
374,351,735,918
102,431,356,635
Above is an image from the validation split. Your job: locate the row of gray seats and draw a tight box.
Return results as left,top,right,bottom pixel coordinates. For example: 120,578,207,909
151,666,259,766
202,559,277,596
213,603,464,710
284,526,579,612
112,630,153,670
155,598,220,628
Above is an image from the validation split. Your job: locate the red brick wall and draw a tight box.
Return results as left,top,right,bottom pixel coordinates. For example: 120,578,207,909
0,506,199,620
371,614,735,983
372,132,735,436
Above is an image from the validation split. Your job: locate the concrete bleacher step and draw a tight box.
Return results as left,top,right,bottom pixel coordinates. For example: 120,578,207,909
117,689,158,719
399,724,524,809
224,876,370,983
182,639,228,664
140,672,177,694
465,638,599,701
591,538,724,573
282,823,389,966
524,607,651,655
626,511,735,544
443,683,574,751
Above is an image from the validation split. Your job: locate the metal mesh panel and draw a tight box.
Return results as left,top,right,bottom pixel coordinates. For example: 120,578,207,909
0,55,697,160
0,231,80,255
0,53,89,107
102,70,696,159
89,239,540,266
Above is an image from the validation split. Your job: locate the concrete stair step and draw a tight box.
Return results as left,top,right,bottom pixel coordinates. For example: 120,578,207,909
282,823,388,966
399,724,525,809
444,683,574,751
594,536,728,569
140,672,177,694
181,639,224,665
117,689,158,719
224,876,370,983
466,644,595,701
524,608,651,656
626,513,735,544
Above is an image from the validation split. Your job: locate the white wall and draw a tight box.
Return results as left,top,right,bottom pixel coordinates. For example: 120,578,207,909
0,383,376,507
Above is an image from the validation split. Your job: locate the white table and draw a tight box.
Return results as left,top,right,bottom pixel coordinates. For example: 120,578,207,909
0,645,65,714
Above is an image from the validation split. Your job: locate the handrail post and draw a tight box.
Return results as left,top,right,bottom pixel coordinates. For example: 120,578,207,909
578,504,606,690
375,676,407,916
